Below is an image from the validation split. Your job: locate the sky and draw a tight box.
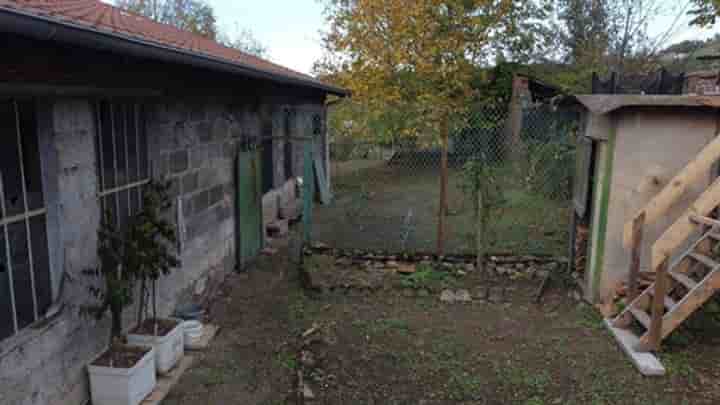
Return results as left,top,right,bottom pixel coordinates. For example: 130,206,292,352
210,1,328,74
209,0,720,74
107,1,720,75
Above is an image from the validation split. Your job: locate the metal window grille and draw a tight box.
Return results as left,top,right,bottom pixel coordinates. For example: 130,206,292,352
0,99,52,341
94,101,150,228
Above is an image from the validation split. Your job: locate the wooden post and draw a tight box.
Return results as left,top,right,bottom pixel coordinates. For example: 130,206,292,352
437,118,449,255
628,212,645,303
640,255,669,352
476,180,485,273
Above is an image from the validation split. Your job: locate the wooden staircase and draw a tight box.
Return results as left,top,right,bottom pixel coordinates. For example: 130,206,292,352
612,217,720,352
608,136,720,374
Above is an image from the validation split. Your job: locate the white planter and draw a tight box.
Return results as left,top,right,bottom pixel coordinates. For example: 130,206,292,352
182,320,204,348
127,320,184,375
88,347,156,405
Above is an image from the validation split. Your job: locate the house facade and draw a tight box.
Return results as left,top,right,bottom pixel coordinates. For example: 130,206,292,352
0,1,345,404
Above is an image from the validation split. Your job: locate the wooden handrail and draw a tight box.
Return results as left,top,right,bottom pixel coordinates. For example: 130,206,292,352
649,176,720,269
623,135,720,248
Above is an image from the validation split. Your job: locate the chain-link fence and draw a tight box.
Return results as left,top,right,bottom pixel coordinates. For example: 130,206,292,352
313,103,578,256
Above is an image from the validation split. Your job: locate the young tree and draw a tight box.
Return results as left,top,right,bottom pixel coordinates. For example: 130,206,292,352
318,0,539,254
117,0,218,39
117,0,269,57
218,25,269,58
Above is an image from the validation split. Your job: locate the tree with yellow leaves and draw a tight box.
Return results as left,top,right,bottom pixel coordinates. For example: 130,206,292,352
317,0,545,254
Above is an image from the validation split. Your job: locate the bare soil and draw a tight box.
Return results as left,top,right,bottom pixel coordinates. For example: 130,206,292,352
132,318,179,336
92,345,151,368
164,238,720,404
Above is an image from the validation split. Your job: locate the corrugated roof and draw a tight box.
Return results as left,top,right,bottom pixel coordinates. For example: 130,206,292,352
569,95,720,115
0,0,346,95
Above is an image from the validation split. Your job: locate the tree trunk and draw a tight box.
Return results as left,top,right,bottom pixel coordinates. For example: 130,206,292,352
110,301,123,346
437,118,449,255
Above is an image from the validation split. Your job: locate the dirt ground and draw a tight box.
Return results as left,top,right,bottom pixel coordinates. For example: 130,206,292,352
313,163,570,257
164,240,720,405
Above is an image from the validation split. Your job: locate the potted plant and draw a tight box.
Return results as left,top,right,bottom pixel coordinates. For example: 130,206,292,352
126,181,183,375
83,213,156,405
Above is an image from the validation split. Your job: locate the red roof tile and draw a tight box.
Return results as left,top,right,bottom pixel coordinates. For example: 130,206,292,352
0,0,344,93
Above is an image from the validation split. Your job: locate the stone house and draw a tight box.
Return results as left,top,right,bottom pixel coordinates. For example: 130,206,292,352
0,1,346,404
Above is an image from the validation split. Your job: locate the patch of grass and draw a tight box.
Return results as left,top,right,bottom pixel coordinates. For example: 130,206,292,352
275,351,298,371
400,263,459,290
662,351,696,381
430,335,466,371
352,318,410,336
576,305,605,330
496,361,552,400
288,289,322,334
524,397,546,405
446,371,483,400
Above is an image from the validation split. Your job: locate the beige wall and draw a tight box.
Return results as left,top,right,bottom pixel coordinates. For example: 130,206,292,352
599,108,717,301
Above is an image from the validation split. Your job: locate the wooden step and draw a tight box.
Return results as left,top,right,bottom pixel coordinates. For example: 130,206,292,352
629,307,651,329
653,269,720,342
690,214,720,228
669,272,698,290
689,253,720,269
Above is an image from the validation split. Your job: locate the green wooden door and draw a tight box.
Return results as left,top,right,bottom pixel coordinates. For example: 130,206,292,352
236,149,263,268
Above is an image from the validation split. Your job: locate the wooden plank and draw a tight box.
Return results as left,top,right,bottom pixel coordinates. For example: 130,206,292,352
623,135,720,248
604,319,666,376
628,213,645,305
658,269,720,340
141,356,195,405
650,176,720,269
630,307,651,329
313,155,331,205
640,257,669,352
689,252,720,269
670,272,698,290
690,214,720,228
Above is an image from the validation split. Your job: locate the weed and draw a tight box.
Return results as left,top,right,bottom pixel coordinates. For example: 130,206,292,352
352,318,410,336
275,351,298,371
524,397,545,405
662,351,695,381
576,305,604,330
446,371,483,400
400,263,459,290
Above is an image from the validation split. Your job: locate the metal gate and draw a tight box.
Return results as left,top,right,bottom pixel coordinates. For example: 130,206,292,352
236,146,264,269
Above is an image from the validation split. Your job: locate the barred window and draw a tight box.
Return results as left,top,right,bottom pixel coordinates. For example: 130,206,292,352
94,101,149,228
0,99,52,341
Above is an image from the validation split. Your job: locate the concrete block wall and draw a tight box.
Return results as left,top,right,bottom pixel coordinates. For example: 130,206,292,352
145,98,240,311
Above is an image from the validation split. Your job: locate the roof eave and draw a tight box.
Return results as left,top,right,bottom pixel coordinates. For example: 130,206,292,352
0,6,349,97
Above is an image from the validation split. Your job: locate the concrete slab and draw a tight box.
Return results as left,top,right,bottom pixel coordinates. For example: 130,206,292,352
141,356,195,405
186,324,220,352
604,319,666,376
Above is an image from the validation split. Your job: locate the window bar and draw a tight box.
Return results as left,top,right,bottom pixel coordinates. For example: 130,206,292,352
109,102,120,226
135,104,142,209
123,103,131,216
0,173,18,334
95,102,105,214
14,100,38,321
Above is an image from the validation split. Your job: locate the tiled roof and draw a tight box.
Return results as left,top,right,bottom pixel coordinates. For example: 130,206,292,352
0,0,344,94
